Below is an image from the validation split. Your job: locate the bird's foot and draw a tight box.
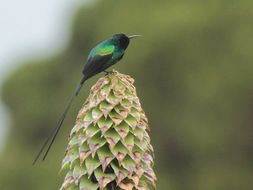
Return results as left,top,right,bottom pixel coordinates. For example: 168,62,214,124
103,70,112,75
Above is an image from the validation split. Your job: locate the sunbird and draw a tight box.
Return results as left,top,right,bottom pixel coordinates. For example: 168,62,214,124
33,33,141,164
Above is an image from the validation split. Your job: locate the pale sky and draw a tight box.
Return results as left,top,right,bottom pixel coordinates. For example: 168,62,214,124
0,0,91,150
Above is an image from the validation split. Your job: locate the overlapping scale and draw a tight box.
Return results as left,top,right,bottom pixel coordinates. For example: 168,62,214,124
60,71,156,190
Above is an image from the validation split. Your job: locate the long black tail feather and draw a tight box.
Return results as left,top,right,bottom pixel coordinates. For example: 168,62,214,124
32,76,87,165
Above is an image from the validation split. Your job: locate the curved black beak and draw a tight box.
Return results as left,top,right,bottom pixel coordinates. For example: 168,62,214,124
128,35,142,39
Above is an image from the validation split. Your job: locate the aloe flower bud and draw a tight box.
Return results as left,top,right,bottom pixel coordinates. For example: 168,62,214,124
61,71,156,190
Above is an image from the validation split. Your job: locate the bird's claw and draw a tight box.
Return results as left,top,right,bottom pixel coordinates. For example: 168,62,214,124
103,70,112,75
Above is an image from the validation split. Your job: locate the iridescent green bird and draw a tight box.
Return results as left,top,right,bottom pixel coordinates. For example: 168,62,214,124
33,33,141,164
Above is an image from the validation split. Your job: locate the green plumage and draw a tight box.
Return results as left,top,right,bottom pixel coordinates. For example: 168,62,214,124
89,43,115,56
85,35,129,79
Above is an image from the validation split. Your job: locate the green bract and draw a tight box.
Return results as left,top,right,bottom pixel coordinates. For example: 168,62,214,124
61,71,156,190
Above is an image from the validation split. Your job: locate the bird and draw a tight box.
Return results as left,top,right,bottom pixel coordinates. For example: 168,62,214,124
33,33,141,165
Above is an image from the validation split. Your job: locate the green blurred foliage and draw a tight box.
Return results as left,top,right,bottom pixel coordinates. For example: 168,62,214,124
1,0,253,189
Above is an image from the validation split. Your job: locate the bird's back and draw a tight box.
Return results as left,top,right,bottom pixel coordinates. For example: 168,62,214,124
88,39,115,59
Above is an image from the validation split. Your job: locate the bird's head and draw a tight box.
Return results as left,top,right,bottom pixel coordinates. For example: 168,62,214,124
112,33,141,50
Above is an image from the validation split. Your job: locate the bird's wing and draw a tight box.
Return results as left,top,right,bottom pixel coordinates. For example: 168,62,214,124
82,54,113,78
83,45,115,78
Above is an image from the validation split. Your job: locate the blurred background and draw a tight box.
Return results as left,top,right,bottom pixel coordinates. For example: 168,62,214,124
1,0,253,189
